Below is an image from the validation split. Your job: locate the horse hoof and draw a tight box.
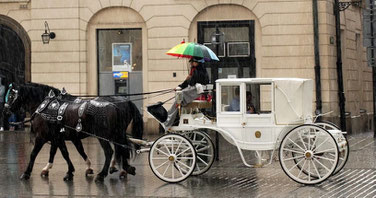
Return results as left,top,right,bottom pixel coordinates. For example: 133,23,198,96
95,175,105,183
126,166,136,176
63,174,74,181
109,167,118,174
119,171,127,180
20,173,30,180
40,170,49,177
85,168,94,177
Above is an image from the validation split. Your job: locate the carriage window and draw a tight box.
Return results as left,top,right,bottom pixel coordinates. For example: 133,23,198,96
221,85,240,112
246,83,272,114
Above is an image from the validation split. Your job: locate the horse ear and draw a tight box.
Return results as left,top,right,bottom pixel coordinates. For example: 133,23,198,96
48,90,56,98
61,87,67,95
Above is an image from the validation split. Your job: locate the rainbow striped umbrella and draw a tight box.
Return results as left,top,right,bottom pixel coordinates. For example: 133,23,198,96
166,42,219,62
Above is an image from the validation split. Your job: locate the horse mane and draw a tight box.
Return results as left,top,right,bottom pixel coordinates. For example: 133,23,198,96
14,83,61,113
20,82,60,102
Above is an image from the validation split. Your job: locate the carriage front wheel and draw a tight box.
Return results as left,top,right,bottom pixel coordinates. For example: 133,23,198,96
279,124,339,185
149,134,196,183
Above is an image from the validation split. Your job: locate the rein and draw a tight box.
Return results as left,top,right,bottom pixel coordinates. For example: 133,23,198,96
9,112,37,126
70,88,174,98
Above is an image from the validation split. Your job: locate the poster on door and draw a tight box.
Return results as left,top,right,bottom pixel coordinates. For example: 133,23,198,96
112,43,132,72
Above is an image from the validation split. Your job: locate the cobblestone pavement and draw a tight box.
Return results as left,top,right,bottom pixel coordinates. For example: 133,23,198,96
0,130,375,197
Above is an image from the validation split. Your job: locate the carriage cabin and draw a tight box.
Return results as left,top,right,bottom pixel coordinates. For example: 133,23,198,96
215,78,314,150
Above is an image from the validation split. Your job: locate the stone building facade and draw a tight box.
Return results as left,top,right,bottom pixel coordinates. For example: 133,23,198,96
0,0,371,133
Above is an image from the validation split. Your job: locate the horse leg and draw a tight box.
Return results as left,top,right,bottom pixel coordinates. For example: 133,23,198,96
109,158,118,174
20,137,46,180
56,139,75,181
95,140,113,183
71,139,93,176
41,143,58,177
122,147,136,178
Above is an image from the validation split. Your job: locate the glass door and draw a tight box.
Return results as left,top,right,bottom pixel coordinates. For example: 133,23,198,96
198,20,255,83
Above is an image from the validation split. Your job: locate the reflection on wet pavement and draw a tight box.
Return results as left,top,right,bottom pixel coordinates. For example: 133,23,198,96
0,130,375,197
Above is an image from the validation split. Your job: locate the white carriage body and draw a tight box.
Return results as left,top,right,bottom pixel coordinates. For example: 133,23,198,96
149,78,348,184
171,78,315,151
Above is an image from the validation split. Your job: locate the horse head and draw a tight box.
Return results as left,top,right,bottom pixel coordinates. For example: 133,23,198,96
4,83,20,115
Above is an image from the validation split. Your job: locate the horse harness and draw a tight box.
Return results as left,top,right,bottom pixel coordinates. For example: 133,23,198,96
35,94,113,133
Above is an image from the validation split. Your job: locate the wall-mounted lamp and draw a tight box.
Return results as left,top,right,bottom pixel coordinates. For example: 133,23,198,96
211,26,225,45
41,21,56,44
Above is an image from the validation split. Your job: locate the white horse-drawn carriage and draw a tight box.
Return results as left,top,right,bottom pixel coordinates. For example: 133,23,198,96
136,78,349,184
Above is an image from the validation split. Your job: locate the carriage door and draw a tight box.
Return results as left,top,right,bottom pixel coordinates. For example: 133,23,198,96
242,82,274,148
217,83,244,142
198,20,255,81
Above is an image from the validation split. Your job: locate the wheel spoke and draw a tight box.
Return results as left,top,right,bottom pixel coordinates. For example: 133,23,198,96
171,138,174,155
288,158,304,172
288,138,306,152
298,132,307,150
308,159,311,181
155,148,170,157
162,162,171,177
176,159,192,170
177,157,195,160
171,161,174,179
315,155,336,163
314,148,336,155
155,160,169,170
152,157,169,160
309,135,318,152
297,159,307,178
196,145,211,153
283,155,304,162
282,148,305,155
164,143,171,155
175,162,184,177
313,137,330,152
195,162,201,172
174,140,183,155
313,157,331,172
198,153,213,157
197,156,209,166
176,147,191,157
311,159,322,179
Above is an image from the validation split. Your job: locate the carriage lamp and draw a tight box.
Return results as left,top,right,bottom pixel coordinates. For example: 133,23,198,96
211,26,224,45
41,21,56,44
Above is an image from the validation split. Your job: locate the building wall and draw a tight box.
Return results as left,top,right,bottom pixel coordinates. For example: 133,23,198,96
320,0,372,133
0,0,371,133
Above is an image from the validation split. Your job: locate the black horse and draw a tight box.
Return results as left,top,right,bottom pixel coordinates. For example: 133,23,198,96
4,83,143,181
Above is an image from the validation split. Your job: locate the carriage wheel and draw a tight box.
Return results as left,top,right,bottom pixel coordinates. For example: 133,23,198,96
183,130,215,176
279,124,339,184
315,121,349,176
149,134,196,183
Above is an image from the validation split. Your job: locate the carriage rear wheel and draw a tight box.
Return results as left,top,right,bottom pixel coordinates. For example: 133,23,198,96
279,124,339,185
149,134,196,183
183,130,215,176
315,121,349,176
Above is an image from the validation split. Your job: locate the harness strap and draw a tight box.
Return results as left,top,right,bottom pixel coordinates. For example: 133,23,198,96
63,124,137,151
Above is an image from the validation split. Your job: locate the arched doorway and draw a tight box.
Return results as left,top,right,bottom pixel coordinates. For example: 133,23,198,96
0,15,31,85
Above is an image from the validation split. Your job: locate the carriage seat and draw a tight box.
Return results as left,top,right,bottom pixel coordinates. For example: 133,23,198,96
182,84,213,112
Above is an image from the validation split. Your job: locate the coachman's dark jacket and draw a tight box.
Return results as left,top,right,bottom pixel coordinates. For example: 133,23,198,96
178,64,209,89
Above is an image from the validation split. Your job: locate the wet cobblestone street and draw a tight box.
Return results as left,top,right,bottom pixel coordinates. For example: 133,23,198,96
0,130,375,197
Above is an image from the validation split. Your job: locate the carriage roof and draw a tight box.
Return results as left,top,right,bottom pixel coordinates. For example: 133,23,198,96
216,78,314,124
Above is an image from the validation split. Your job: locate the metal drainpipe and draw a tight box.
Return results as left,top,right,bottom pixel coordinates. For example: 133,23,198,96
313,0,322,121
334,0,347,131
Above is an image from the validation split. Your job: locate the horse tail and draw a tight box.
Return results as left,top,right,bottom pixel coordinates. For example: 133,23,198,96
129,101,144,140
